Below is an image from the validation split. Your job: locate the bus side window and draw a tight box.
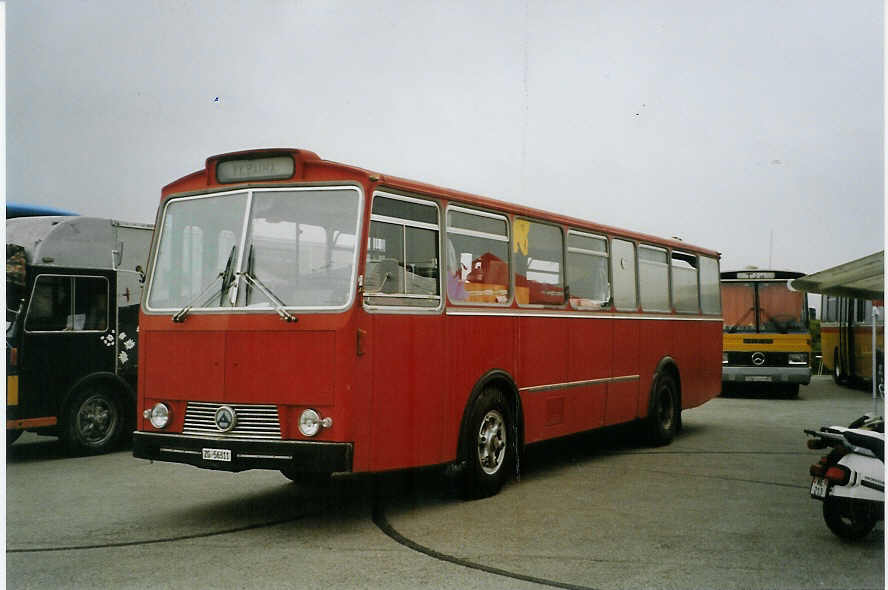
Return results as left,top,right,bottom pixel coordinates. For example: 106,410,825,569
639,245,669,312
699,256,721,314
566,231,609,310
611,239,637,311
671,251,699,313
364,194,440,307
514,219,564,306
446,208,510,305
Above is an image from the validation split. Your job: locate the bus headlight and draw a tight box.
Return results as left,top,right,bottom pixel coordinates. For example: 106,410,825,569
143,403,170,429
788,353,809,366
298,409,333,437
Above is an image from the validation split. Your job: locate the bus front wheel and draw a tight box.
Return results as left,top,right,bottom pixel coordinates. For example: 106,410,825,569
462,387,515,499
63,385,124,456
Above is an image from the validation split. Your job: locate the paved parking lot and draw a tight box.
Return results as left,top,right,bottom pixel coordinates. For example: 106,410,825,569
6,376,884,589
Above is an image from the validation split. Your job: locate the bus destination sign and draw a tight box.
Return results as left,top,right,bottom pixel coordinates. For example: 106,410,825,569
736,271,776,279
217,156,295,184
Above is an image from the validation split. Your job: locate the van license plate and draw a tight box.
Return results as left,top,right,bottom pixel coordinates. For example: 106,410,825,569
810,477,828,499
202,448,232,462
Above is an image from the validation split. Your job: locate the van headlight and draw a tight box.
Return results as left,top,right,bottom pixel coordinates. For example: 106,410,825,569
143,403,170,429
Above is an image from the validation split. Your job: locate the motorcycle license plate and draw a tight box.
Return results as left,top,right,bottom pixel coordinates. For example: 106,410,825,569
202,448,232,462
810,477,828,499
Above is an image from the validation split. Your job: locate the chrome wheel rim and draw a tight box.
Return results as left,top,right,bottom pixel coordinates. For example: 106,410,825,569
477,410,506,475
76,394,117,445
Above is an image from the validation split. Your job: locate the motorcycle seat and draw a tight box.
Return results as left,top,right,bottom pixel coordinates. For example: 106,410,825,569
843,429,884,462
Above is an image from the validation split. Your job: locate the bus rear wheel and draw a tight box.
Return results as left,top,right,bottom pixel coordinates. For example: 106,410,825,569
646,373,678,446
462,387,514,499
63,386,124,456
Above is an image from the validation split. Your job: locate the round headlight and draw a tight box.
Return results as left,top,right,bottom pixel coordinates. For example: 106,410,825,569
149,403,170,429
298,409,321,437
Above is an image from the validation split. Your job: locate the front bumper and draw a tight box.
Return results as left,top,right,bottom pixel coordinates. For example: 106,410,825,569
133,431,353,474
722,366,812,385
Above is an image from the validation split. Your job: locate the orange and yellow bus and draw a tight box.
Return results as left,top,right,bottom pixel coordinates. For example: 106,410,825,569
821,295,884,387
720,270,811,396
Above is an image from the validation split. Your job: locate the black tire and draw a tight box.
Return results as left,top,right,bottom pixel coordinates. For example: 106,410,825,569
462,387,515,499
646,373,679,446
785,384,800,398
62,385,124,456
7,429,22,446
822,497,878,541
832,350,847,385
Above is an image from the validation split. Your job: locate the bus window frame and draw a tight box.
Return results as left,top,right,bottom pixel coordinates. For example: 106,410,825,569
362,190,444,314
24,273,111,334
514,217,566,309
143,184,365,315
565,229,611,311
638,244,671,313
444,205,513,308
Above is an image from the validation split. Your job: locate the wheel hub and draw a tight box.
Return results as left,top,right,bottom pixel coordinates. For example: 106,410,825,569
477,410,506,475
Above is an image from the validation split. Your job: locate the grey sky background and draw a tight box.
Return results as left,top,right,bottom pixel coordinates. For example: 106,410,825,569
6,0,884,277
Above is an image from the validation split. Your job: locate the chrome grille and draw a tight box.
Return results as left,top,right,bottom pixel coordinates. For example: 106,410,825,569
183,402,281,440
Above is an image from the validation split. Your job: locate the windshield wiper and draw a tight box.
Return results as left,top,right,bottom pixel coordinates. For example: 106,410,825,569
238,271,298,322
172,245,237,323
240,246,297,322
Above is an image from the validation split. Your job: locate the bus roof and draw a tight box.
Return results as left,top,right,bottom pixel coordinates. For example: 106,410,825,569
160,148,720,258
6,216,154,272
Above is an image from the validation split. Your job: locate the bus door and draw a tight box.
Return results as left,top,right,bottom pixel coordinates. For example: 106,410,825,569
19,273,114,420
362,193,447,471
838,297,854,379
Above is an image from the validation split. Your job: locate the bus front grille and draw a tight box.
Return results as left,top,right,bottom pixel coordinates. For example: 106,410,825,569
183,402,282,440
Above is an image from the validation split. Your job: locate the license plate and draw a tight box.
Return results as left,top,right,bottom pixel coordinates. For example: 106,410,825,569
202,448,232,462
746,376,772,382
810,477,828,499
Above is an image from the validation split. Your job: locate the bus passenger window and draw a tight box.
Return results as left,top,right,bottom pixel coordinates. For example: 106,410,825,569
513,220,563,306
639,245,669,312
671,251,699,313
364,194,440,307
566,231,609,310
699,256,721,314
611,239,637,311
446,208,510,304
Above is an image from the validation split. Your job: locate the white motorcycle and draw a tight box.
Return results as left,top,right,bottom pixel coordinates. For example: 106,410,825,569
806,414,884,540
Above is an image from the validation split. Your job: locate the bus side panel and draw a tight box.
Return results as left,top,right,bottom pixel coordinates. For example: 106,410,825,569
682,320,721,408
519,316,568,443
565,316,610,434
368,314,446,472
606,318,639,425
444,314,516,460
821,326,838,372
636,319,673,418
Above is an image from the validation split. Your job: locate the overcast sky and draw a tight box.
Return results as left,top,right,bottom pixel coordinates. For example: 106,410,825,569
6,0,884,277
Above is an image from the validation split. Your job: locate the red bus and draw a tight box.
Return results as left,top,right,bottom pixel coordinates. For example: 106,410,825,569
133,148,723,498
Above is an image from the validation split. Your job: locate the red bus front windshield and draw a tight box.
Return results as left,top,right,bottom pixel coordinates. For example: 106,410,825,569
146,187,362,313
722,281,806,333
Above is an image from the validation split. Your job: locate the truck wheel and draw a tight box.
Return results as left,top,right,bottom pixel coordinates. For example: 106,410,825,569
462,387,514,499
646,373,678,446
63,385,124,455
822,497,877,540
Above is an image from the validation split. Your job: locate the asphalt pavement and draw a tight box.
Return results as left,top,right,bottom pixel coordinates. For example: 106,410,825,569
5,376,884,589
